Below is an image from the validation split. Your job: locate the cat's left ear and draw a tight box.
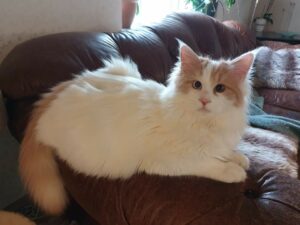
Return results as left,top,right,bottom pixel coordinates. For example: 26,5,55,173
230,52,254,82
177,40,203,73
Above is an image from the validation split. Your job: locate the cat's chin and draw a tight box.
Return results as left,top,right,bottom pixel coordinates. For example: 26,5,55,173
198,107,210,112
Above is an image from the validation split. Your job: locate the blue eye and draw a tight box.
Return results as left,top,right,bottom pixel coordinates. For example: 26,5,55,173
192,80,202,89
215,84,226,93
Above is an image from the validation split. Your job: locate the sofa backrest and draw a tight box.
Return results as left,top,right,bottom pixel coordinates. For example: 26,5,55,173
0,12,256,141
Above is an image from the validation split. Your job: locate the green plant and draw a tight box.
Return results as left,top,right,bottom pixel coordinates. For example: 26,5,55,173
225,0,235,9
185,0,236,12
185,0,207,12
136,2,139,15
262,13,273,24
253,0,274,24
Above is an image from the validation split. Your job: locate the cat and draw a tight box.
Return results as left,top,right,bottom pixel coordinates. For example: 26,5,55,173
0,211,35,225
19,42,253,215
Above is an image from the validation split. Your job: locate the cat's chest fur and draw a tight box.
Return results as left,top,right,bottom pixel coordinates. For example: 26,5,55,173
147,112,244,153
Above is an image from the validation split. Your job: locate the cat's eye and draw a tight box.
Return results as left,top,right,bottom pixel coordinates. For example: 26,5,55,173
192,80,202,90
215,84,226,93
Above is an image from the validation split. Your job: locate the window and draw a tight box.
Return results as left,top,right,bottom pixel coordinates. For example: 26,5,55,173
133,0,191,27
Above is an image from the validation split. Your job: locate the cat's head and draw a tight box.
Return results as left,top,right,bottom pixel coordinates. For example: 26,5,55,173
167,42,253,116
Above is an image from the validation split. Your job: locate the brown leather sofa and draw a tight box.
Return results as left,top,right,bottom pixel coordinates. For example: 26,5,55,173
1,12,299,225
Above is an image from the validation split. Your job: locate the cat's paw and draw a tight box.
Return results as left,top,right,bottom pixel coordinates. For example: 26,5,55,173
232,152,250,170
221,163,247,183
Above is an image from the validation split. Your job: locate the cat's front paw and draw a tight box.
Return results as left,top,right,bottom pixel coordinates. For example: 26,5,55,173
221,163,247,183
232,152,250,170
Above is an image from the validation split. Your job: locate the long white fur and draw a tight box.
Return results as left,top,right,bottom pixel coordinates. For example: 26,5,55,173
36,47,252,183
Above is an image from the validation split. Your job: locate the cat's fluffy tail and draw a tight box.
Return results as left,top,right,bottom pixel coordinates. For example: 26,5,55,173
0,211,36,225
19,83,70,215
19,138,67,215
101,57,142,78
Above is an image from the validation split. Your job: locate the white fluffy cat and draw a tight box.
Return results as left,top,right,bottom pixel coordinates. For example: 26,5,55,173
20,43,253,215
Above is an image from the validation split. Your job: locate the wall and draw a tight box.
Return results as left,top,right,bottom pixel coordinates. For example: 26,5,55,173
0,0,122,62
215,0,300,33
254,0,298,33
215,0,256,27
288,1,300,32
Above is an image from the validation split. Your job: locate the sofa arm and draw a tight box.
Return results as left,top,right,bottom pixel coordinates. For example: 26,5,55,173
257,89,300,120
245,171,300,225
57,159,300,225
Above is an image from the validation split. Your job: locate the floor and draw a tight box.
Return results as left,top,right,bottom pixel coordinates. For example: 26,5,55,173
0,126,24,208
0,92,24,208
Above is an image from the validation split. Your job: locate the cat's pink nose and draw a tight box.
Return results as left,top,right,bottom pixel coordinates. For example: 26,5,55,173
199,98,211,106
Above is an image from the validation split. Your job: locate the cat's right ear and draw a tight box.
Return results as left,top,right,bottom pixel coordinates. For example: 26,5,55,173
177,40,202,74
230,52,254,82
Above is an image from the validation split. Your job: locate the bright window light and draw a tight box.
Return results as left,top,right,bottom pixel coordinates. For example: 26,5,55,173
132,0,192,27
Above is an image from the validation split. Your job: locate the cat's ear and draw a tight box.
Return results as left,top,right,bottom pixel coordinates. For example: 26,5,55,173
230,52,254,82
177,40,202,73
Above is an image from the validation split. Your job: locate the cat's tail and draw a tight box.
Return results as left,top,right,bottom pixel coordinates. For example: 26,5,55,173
0,211,36,225
101,57,142,79
19,137,67,215
19,84,70,215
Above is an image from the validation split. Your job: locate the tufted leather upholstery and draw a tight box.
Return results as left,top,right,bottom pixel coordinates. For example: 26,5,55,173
1,12,299,225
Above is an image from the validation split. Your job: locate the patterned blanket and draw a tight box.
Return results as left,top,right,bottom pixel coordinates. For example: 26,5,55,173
240,47,300,178
252,47,300,91
248,47,300,139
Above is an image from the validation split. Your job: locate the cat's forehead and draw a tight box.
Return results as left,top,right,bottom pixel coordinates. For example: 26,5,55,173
199,59,230,83
177,58,238,93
